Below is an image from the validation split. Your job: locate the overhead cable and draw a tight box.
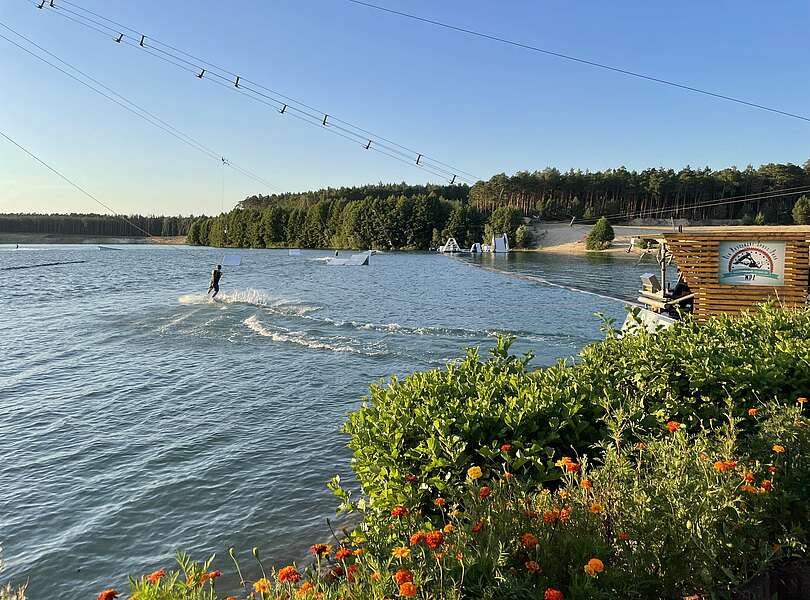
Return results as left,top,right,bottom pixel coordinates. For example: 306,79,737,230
346,0,810,125
0,21,279,192
30,0,480,184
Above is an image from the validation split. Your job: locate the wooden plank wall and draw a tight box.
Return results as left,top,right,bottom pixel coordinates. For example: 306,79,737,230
665,229,810,322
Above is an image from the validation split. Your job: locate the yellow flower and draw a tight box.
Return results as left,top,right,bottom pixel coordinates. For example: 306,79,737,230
253,578,271,593
392,546,412,559
467,466,483,480
772,445,785,453
554,456,573,468
798,397,807,405
558,490,569,499
589,502,603,513
443,523,454,533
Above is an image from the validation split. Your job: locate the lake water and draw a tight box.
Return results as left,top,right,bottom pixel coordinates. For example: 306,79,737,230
0,245,649,598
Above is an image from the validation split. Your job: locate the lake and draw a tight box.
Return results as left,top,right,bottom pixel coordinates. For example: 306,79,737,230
0,245,649,598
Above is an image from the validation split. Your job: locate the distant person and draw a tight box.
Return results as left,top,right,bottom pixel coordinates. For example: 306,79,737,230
208,264,222,298
335,250,339,257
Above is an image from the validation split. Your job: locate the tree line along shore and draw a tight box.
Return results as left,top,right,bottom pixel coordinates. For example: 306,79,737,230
4,161,810,249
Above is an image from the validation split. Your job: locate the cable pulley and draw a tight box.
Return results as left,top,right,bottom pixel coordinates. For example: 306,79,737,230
197,68,205,78
279,104,287,114
365,140,372,150
234,75,240,88
322,114,329,126
139,34,145,47
416,154,422,165
114,33,123,43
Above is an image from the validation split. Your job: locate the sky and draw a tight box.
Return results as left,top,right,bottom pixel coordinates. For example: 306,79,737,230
0,0,808,216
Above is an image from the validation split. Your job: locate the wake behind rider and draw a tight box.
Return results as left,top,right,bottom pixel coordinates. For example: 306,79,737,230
208,264,222,298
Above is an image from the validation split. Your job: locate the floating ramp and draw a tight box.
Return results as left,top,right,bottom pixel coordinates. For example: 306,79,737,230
325,251,371,266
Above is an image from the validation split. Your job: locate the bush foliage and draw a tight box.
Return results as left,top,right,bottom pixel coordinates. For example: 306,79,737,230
344,306,810,511
585,217,614,250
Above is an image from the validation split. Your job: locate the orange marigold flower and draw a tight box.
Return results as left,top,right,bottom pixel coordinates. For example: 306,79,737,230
589,502,603,513
666,420,681,432
455,552,464,561
346,564,359,583
544,588,564,600
748,408,759,417
425,530,444,549
471,520,484,534
584,557,604,577
199,570,221,584
768,466,778,474
554,456,573,468
565,462,581,473
619,532,630,541
467,466,483,480
334,548,352,561
97,589,118,600
714,460,737,473
635,442,647,450
277,566,302,584
296,582,315,597
559,507,571,523
772,445,785,453
392,546,412,559
353,548,365,556
761,479,773,492
146,569,166,584
253,578,272,593
798,397,807,405
443,523,454,533
557,490,569,499
740,484,759,494
543,510,559,525
433,552,444,561
521,532,539,549
500,443,513,452
434,497,446,507
371,572,381,582
503,472,514,481
404,474,418,483
580,479,592,489
399,582,417,598
310,543,331,557
479,486,491,500
226,597,237,600
743,471,755,483
525,560,541,573
409,532,425,546
394,569,413,585
391,505,409,517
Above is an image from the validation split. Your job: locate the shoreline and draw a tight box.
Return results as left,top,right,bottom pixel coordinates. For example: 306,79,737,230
0,233,186,245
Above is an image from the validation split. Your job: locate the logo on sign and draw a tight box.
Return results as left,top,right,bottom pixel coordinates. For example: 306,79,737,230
718,241,785,286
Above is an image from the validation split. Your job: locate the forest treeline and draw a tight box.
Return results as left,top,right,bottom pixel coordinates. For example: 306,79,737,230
470,161,810,222
0,213,194,237
6,161,810,248
188,195,496,250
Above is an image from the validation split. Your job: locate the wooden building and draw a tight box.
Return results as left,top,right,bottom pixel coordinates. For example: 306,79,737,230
663,227,810,322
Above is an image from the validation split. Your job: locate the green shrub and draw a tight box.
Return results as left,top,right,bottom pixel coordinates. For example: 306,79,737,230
343,338,604,509
793,195,810,225
585,217,614,250
345,307,810,512
515,225,533,248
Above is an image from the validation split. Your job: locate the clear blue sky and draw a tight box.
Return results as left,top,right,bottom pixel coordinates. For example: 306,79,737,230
1,0,808,216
